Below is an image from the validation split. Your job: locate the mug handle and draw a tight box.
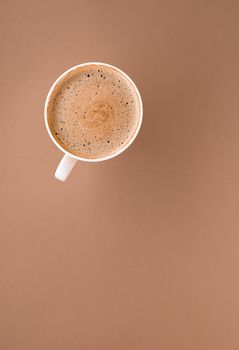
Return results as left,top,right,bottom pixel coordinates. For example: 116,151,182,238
55,154,78,181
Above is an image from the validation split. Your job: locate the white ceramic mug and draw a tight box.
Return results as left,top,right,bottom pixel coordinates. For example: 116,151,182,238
44,62,143,181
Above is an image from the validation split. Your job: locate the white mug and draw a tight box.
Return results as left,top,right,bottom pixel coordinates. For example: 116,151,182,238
44,62,143,181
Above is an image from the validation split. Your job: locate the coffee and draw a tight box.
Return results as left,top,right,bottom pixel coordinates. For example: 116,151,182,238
47,64,141,159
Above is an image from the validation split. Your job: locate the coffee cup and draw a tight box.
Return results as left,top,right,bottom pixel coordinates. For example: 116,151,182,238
44,62,143,181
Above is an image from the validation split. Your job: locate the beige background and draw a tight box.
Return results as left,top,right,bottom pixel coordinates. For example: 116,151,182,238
1,1,239,349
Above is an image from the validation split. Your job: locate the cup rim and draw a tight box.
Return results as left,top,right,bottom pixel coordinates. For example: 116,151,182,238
44,61,143,162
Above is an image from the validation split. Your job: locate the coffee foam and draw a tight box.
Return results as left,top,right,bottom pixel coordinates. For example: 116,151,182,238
47,64,140,159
